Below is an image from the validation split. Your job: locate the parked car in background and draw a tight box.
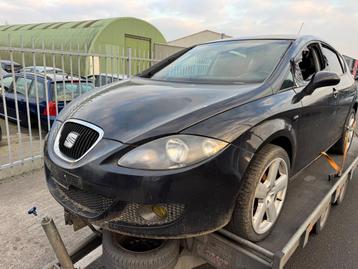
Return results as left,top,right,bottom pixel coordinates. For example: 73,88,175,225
353,60,358,80
44,36,357,242
0,60,22,77
0,73,94,130
21,66,67,76
86,73,127,87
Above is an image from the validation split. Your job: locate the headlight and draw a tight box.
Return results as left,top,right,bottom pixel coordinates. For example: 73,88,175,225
118,135,228,170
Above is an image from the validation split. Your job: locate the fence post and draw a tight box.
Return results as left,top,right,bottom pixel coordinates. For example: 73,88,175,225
128,48,132,78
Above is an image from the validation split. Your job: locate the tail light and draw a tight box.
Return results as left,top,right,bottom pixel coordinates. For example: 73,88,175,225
43,101,57,116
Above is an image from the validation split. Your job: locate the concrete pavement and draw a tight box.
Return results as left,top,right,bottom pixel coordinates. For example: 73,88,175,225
0,169,91,269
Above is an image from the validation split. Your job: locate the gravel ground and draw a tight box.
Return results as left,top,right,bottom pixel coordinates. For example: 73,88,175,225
0,169,91,269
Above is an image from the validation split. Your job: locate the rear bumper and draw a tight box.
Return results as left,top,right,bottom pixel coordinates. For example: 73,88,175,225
44,127,246,238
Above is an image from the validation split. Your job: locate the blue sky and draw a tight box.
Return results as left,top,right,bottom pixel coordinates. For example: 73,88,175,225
0,0,357,57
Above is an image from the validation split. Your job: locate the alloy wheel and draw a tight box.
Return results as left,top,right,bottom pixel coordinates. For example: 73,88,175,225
252,158,288,234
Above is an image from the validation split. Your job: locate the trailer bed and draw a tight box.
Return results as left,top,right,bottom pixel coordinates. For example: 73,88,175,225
190,140,358,269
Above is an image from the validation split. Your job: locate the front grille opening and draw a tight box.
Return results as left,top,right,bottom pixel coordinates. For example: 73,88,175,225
58,121,100,160
56,184,114,217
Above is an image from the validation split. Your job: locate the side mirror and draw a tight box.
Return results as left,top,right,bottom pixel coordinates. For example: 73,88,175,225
304,71,340,95
292,71,340,103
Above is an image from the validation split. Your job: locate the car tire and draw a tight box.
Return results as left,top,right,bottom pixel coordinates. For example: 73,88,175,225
102,231,180,269
228,144,290,242
332,111,356,154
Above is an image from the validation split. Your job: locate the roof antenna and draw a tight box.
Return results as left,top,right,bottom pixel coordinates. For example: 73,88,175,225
297,22,304,35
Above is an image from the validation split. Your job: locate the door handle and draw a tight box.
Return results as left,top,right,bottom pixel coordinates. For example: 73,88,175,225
333,88,338,99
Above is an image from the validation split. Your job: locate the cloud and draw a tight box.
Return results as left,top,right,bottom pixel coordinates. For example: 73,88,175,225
0,0,357,57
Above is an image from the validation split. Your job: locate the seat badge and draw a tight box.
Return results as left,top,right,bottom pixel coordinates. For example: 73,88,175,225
64,132,79,149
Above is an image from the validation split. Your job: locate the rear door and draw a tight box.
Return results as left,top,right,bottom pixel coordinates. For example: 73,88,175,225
320,44,356,138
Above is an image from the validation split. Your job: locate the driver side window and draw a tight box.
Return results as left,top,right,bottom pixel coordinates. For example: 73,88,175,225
295,44,323,86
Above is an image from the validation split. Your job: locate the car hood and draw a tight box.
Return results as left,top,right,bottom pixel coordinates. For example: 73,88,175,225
57,78,265,144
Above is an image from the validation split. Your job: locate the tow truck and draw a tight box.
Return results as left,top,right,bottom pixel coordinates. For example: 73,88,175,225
38,137,358,269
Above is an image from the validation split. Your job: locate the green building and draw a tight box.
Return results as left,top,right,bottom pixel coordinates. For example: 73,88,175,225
0,17,166,75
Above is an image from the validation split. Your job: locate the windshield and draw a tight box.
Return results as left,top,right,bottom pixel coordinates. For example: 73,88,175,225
53,82,94,101
151,40,291,84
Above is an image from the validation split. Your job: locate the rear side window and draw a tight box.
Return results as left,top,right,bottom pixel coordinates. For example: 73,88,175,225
15,77,32,95
321,46,343,75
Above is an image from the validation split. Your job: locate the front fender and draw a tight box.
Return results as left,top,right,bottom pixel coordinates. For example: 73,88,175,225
182,90,300,179
233,118,297,170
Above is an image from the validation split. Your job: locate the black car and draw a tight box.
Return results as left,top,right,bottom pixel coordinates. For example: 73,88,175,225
44,36,357,241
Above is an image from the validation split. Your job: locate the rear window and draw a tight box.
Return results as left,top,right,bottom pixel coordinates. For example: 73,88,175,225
53,82,94,101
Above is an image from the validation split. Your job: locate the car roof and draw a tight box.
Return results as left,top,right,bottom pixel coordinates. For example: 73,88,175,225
0,60,21,66
8,72,90,83
201,35,320,45
24,66,64,71
87,73,127,78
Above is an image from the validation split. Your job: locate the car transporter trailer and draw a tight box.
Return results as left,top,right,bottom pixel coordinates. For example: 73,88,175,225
40,139,358,269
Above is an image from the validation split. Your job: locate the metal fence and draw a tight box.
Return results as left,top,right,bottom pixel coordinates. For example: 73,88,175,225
0,41,161,176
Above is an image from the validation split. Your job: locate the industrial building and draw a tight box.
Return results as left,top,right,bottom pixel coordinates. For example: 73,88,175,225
0,17,166,75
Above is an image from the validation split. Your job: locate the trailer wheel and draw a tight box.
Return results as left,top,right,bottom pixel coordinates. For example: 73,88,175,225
102,231,179,269
228,144,290,242
314,204,331,234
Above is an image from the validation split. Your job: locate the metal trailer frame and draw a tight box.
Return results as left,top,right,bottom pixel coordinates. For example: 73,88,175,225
44,142,358,269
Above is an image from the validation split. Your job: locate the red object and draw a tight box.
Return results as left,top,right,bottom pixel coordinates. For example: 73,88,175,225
43,101,57,116
353,60,358,78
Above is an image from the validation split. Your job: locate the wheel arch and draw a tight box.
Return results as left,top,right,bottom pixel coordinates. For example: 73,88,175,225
266,135,293,165
235,118,297,176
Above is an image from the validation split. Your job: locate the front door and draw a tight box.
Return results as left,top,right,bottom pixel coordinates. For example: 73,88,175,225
0,76,17,121
293,43,339,171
